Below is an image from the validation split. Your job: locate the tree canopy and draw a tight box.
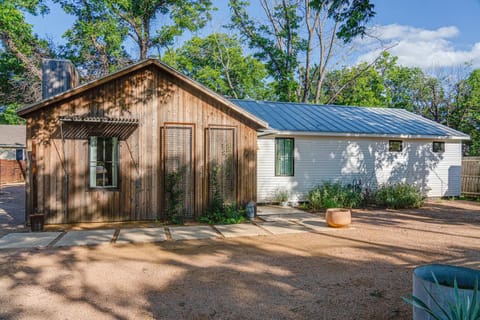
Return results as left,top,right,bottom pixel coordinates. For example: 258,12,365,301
163,33,270,100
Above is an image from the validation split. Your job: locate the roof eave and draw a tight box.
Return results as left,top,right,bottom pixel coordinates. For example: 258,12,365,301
0,144,26,148
261,130,470,141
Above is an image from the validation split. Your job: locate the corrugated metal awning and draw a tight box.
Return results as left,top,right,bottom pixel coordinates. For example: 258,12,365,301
58,116,139,140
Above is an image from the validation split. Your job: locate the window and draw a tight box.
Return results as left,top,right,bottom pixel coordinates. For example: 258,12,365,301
15,149,25,161
433,141,445,153
89,137,119,188
275,138,294,176
389,140,403,152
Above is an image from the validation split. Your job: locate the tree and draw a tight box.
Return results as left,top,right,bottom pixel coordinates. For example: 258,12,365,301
229,0,375,102
323,61,385,106
163,33,271,99
57,0,213,63
0,0,50,81
0,104,24,124
55,0,131,80
0,0,52,123
457,69,480,155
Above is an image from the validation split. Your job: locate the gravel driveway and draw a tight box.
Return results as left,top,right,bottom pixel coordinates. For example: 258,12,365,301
0,199,479,319
0,184,26,237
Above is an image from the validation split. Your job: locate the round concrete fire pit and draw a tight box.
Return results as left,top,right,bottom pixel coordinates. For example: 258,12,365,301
326,208,351,228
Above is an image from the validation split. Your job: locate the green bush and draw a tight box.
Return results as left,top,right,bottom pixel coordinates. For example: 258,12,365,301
374,183,424,209
200,164,246,224
200,203,246,224
306,181,362,210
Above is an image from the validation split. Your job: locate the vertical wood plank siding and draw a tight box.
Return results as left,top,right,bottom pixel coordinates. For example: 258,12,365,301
25,66,258,223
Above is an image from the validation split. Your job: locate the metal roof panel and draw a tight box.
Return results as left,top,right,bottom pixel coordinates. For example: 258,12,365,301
230,99,469,139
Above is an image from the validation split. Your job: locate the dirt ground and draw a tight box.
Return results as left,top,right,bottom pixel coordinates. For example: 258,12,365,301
1,200,480,320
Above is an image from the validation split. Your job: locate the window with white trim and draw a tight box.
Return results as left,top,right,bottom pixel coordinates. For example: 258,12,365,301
89,137,119,188
275,138,294,176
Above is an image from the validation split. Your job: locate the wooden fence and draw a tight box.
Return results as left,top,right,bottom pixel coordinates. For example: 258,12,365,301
462,157,480,196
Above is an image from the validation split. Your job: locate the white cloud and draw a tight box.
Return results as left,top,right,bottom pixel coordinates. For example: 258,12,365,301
356,24,480,69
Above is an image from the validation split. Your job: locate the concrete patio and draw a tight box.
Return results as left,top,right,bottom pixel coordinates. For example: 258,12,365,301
0,205,337,249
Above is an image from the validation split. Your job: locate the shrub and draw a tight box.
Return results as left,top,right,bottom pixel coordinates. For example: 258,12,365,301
306,181,362,210
374,183,424,209
200,165,246,224
273,188,289,202
200,203,246,224
164,169,184,224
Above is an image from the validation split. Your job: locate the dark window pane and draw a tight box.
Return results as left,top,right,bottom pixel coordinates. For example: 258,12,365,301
389,140,402,152
433,141,445,153
275,138,294,176
104,138,113,161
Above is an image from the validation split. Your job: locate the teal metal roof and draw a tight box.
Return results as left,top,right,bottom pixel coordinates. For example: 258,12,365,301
230,99,469,139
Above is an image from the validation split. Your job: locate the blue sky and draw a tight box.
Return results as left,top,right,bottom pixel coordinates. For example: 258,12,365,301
27,0,480,69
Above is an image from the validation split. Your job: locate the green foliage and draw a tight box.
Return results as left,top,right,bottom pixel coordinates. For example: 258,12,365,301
0,0,49,56
200,203,246,225
164,169,184,224
229,0,375,102
374,183,424,209
163,33,271,99
229,0,302,101
0,0,51,105
306,181,362,210
208,165,224,216
0,104,25,124
200,165,245,224
55,0,212,65
324,62,386,107
55,0,130,79
403,273,480,320
310,0,375,43
273,188,289,202
458,69,480,156
109,0,213,59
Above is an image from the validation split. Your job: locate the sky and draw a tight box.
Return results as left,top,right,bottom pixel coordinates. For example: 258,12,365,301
26,0,480,70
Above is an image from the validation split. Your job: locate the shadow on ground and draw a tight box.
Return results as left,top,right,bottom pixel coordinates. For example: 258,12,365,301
0,200,479,319
0,184,26,237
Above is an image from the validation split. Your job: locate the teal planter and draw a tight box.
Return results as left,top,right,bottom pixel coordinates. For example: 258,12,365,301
413,264,480,320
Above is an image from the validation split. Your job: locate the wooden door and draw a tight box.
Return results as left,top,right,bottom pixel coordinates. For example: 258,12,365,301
207,127,236,205
163,124,195,218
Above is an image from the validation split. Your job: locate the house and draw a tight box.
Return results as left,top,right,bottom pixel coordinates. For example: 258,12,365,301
18,58,469,224
232,100,470,202
0,124,26,185
17,59,267,224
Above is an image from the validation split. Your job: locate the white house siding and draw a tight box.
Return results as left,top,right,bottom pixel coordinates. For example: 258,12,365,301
257,135,462,202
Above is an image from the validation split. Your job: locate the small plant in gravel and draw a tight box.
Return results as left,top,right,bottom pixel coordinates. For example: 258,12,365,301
306,181,362,210
374,183,424,209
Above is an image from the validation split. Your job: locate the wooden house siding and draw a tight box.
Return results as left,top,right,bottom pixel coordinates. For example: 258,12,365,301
24,65,259,223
